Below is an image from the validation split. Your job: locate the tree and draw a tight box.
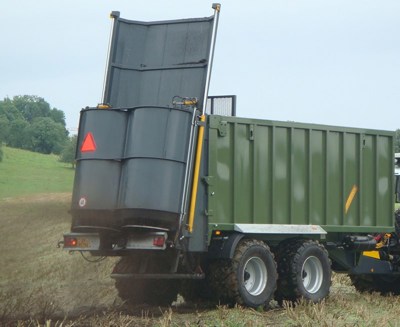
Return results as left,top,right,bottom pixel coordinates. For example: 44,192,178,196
27,117,68,154
0,98,23,122
60,135,77,168
395,129,400,153
12,95,51,123
0,114,6,163
50,108,66,126
7,119,30,149
0,95,69,155
0,114,10,144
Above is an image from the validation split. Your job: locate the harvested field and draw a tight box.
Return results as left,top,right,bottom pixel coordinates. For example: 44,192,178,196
1,194,400,326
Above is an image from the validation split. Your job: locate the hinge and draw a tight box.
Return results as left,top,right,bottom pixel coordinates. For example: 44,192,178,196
202,176,214,186
249,124,255,141
218,121,227,137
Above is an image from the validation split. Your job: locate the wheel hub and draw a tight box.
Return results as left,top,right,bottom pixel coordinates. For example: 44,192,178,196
243,257,268,296
301,256,323,294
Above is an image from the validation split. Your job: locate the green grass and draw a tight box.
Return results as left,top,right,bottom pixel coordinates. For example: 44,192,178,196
0,146,74,199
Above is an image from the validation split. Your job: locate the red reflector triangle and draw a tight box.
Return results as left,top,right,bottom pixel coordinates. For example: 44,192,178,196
81,132,97,152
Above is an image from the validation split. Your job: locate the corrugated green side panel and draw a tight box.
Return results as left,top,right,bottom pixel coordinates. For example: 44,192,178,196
207,115,394,232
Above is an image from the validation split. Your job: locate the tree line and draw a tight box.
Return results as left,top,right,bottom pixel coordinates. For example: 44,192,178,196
0,95,68,156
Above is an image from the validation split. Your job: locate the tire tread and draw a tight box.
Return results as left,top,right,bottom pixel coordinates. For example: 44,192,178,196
276,239,331,303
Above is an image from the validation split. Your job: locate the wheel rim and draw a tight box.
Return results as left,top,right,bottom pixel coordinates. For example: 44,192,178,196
243,256,267,296
301,256,323,294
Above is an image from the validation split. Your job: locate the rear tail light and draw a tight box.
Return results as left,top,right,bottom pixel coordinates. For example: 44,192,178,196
153,236,166,247
64,237,78,247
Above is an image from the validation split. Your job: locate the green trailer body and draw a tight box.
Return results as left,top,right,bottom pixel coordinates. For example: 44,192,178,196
204,115,395,235
63,5,400,308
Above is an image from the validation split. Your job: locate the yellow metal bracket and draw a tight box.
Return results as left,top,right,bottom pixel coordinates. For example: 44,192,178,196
97,103,111,109
187,114,206,233
376,233,392,249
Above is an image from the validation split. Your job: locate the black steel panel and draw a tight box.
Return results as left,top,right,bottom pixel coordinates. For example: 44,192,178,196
72,160,121,210
72,107,194,217
119,158,185,213
124,107,192,162
76,109,127,160
120,107,193,214
103,15,214,109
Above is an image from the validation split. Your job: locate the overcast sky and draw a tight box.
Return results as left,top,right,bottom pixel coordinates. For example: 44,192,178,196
1,1,399,133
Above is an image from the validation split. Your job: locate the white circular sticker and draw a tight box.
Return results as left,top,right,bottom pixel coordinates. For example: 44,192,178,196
79,197,87,208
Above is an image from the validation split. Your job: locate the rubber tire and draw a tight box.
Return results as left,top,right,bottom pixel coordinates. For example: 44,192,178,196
275,239,331,303
113,256,179,306
209,239,278,308
350,274,400,295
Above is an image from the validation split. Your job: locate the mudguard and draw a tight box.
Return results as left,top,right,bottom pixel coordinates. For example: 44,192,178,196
208,233,244,259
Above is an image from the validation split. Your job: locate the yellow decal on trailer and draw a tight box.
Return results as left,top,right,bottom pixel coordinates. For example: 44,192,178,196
362,251,380,259
345,185,358,214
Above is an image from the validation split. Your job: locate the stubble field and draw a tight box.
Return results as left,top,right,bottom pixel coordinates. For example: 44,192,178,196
2,194,400,326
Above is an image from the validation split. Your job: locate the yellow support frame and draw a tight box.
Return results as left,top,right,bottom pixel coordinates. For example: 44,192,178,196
188,115,206,233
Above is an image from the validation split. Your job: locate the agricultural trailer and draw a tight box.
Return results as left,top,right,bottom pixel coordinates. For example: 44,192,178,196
63,4,400,308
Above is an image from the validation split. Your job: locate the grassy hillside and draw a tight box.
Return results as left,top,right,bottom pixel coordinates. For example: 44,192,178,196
0,146,74,199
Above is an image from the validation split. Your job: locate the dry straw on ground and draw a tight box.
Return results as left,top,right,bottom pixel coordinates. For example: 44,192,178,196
2,195,400,326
